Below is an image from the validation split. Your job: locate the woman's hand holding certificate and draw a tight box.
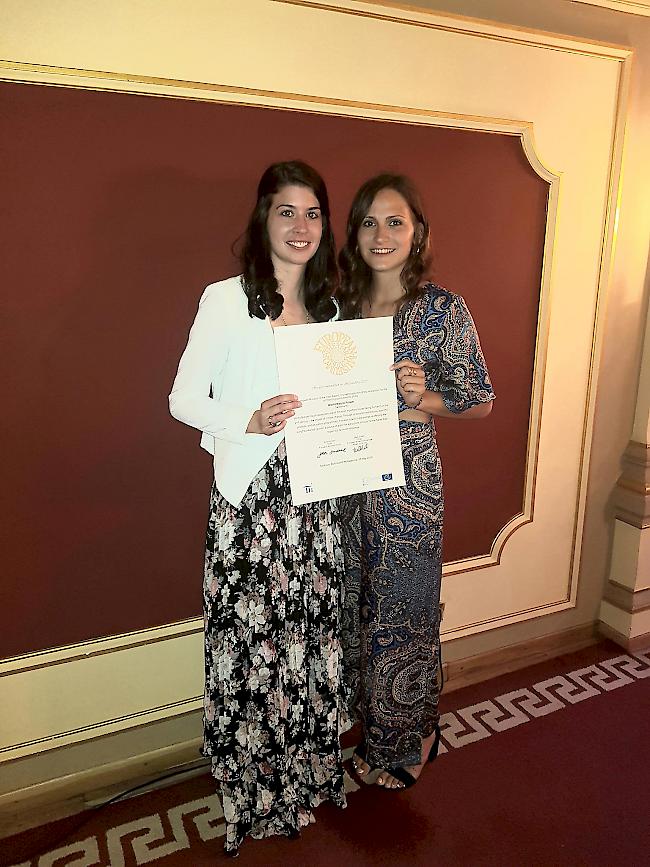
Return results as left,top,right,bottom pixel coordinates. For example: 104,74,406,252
246,394,302,435
274,317,405,505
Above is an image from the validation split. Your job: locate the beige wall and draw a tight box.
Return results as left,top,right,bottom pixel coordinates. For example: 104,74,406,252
412,1,650,653
1,0,648,812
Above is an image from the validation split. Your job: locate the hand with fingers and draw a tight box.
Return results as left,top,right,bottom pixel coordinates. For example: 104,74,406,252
391,359,427,409
246,394,302,435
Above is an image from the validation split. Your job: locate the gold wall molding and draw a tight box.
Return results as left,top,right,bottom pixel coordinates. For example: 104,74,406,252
0,626,203,762
441,598,576,640
0,59,534,133
0,55,563,624
0,56,559,588
570,0,650,17
0,2,635,766
444,125,560,583
2,697,200,760
0,619,202,677
273,0,632,55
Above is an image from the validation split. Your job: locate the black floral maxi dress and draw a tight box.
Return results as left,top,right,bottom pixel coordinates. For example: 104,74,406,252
343,285,495,770
203,440,350,853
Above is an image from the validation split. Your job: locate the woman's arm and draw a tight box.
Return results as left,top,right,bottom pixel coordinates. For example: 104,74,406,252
393,361,493,419
393,290,495,420
402,291,495,419
420,389,493,419
169,284,258,445
169,283,302,440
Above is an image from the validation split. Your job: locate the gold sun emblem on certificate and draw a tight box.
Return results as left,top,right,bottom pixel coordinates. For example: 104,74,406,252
314,331,358,375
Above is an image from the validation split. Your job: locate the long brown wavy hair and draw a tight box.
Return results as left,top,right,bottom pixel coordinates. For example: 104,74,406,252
338,173,431,319
238,160,338,322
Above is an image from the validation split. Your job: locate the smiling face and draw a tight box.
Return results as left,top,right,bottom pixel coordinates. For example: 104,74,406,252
357,187,422,278
266,184,323,273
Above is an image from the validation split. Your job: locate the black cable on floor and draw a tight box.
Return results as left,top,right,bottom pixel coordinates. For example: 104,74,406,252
0,765,207,867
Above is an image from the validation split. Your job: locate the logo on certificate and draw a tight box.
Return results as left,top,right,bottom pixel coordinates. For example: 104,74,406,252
314,331,358,375
304,484,313,494
382,473,393,481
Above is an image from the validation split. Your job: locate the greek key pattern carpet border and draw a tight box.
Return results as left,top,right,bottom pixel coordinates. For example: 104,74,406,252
11,651,649,867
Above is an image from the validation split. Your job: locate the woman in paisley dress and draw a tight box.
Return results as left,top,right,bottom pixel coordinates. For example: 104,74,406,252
339,174,494,790
169,161,350,854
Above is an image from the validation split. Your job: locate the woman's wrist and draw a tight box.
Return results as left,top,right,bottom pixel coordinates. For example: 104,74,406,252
410,390,426,409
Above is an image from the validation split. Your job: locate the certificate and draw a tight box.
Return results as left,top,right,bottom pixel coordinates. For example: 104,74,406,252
274,317,406,505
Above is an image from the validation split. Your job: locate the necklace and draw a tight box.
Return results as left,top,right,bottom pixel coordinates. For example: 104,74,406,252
280,310,313,327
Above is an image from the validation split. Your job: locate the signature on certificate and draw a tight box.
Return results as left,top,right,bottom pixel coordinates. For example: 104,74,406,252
316,441,369,459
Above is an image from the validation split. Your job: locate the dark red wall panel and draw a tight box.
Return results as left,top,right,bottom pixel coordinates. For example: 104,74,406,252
0,82,547,656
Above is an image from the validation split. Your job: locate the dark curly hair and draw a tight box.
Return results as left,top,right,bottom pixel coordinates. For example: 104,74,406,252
239,160,338,322
338,173,430,319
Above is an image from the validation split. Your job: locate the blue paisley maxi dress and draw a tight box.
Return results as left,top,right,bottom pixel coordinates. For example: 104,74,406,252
204,440,351,853
344,284,495,770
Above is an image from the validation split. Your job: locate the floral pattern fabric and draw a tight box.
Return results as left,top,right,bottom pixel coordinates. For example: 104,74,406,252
203,441,350,854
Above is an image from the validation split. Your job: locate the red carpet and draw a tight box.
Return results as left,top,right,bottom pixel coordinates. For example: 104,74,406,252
2,641,648,866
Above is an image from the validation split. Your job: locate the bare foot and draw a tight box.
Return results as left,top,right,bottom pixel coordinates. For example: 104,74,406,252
375,769,406,789
352,746,384,785
375,729,438,790
352,747,371,778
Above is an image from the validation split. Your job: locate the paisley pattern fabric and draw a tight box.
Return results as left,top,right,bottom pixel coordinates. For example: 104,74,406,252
203,441,350,854
395,284,494,414
344,284,494,769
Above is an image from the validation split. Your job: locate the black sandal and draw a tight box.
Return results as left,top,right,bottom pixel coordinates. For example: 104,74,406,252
379,724,442,790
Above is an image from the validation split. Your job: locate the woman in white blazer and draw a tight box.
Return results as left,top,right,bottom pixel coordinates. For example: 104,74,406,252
169,161,350,856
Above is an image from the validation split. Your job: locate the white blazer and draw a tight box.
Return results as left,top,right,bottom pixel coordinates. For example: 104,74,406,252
169,275,338,507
